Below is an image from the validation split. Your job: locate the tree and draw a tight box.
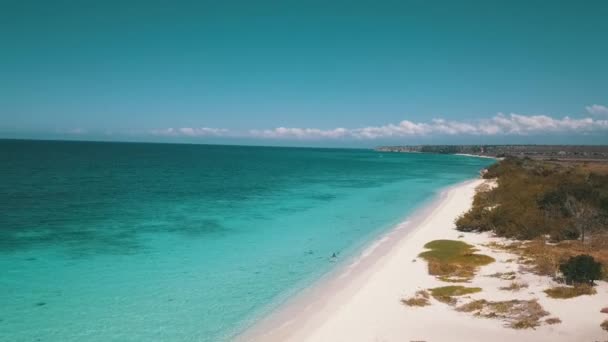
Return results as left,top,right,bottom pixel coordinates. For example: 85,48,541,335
540,181,601,243
564,195,599,243
559,255,603,285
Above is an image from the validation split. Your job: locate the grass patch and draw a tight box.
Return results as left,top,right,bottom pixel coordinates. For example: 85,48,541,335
457,299,549,329
401,290,431,307
429,286,481,305
544,284,597,299
500,281,529,291
419,240,494,282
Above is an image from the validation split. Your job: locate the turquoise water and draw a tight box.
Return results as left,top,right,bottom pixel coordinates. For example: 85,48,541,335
0,140,493,341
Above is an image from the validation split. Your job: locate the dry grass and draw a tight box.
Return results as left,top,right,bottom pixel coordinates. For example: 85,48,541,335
427,260,472,282
528,238,607,279
576,161,608,175
486,237,608,281
601,319,608,332
544,284,597,299
500,281,529,291
419,240,494,282
401,290,431,307
545,317,562,325
475,181,496,193
429,286,481,305
457,299,549,329
486,271,517,280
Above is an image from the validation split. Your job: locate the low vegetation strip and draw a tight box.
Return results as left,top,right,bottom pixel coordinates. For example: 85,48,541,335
499,282,529,291
429,286,481,304
456,299,550,329
419,240,494,282
544,285,597,299
401,290,431,307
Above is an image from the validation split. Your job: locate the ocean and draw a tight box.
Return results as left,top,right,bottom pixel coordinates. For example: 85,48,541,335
0,140,493,341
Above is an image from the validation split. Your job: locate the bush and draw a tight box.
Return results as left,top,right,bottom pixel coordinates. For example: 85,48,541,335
456,299,549,329
544,284,597,299
559,255,603,284
601,319,608,332
549,225,580,242
429,286,482,304
401,290,431,307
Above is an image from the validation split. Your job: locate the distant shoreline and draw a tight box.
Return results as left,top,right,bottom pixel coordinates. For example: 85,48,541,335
453,153,501,160
375,144,608,162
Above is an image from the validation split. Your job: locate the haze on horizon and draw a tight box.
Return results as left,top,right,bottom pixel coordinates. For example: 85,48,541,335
1,1,607,147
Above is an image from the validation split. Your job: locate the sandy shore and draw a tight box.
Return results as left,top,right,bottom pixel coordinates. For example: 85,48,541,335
239,179,608,342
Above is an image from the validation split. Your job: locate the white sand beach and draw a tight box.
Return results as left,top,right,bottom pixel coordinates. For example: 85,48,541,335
239,179,608,342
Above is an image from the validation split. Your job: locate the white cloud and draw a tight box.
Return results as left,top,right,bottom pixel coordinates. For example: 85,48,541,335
249,127,349,139
150,127,229,137
478,113,602,135
586,104,608,116
149,111,608,141
247,113,608,140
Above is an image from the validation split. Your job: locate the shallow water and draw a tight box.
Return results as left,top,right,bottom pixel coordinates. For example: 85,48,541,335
0,140,493,341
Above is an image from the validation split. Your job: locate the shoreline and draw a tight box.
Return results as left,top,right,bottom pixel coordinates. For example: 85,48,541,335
236,178,482,341
453,153,501,160
238,177,608,341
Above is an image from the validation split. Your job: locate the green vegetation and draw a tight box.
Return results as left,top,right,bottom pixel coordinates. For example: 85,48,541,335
429,286,481,304
559,255,603,284
419,240,494,282
544,285,597,299
401,290,431,307
456,157,608,280
457,299,549,329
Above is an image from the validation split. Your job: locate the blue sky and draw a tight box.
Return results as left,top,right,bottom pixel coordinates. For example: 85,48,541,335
1,0,607,146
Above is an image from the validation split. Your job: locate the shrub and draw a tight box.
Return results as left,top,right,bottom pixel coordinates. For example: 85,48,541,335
544,284,597,299
500,282,529,291
486,271,517,280
559,255,603,284
549,226,580,242
401,290,431,307
456,299,549,329
429,286,481,305
545,317,561,325
601,319,608,332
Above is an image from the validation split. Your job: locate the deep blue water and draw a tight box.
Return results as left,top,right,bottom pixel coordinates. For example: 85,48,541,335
0,140,493,341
